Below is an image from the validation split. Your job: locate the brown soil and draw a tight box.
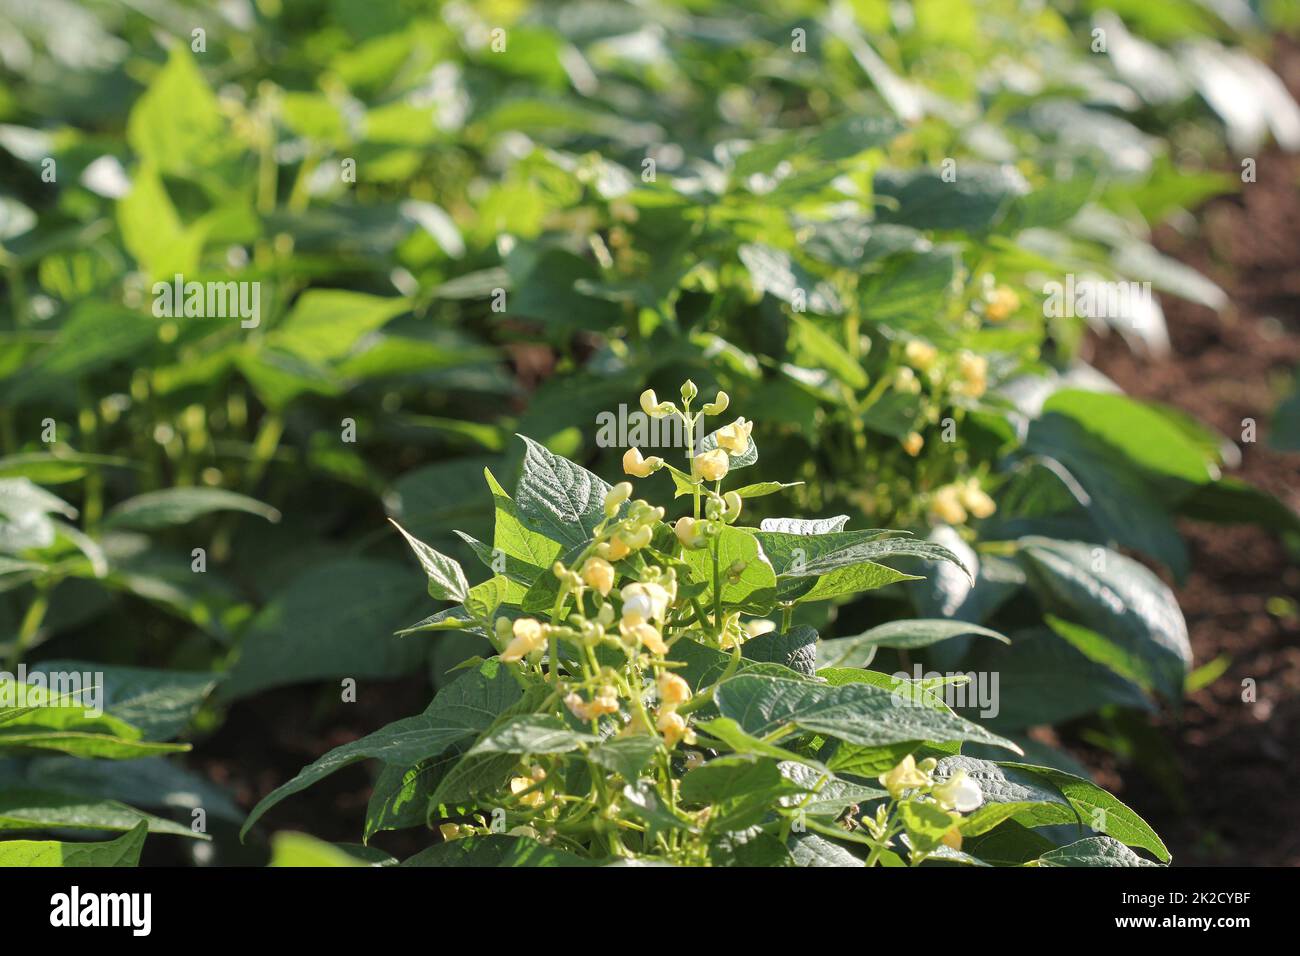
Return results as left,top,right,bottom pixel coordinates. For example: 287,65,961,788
1081,35,1300,867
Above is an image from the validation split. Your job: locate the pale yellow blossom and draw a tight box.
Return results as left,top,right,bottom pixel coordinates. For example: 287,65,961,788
693,449,729,482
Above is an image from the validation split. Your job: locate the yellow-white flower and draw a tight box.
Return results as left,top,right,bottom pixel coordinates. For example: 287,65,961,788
955,351,988,398
580,557,615,596
693,448,729,482
905,340,938,371
958,478,996,520
929,484,967,525
941,824,963,850
619,617,667,654
501,618,547,662
878,754,931,799
985,285,1019,322
640,389,674,418
510,775,545,808
604,481,632,516
599,535,632,561
658,671,691,706
673,515,705,548
621,581,670,622
656,707,692,747
743,619,776,638
932,769,983,812
623,447,663,478
714,417,753,456
702,391,730,415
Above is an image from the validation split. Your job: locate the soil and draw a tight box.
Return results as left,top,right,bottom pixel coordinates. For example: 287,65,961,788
1078,34,1300,867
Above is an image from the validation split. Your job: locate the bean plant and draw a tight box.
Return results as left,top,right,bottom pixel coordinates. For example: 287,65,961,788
244,385,1168,866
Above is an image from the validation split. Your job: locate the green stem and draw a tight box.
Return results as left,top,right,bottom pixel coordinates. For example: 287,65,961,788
7,584,52,670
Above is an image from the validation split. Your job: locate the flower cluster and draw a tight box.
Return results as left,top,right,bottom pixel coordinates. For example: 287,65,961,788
927,477,996,526
870,754,984,853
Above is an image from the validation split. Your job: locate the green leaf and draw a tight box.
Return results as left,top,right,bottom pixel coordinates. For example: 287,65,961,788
104,488,280,530
269,832,367,867
695,717,826,771
0,789,200,838
0,819,147,867
679,754,803,805
269,290,409,365
1017,538,1190,701
466,715,598,755
788,831,863,867
241,660,522,838
513,435,610,548
960,627,1152,730
402,834,589,867
681,525,777,613
9,756,242,823
899,798,957,855
126,46,230,175
714,673,1021,753
24,661,218,741
116,164,204,279
1000,761,1169,862
223,558,429,699
741,625,819,676
389,519,469,602
858,248,959,326
789,315,867,388
875,164,1028,233
738,243,842,314
757,516,849,535
817,620,1010,669
732,481,802,500
588,736,661,781
1036,836,1159,867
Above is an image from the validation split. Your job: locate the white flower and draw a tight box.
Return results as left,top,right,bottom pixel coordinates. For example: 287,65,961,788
621,581,670,622
933,770,983,813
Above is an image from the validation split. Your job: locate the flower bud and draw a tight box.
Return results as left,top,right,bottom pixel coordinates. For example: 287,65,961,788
623,524,653,551
878,754,931,799
604,481,632,516
904,339,938,371
680,380,698,403
600,536,632,561
623,447,663,478
639,389,673,419
581,557,616,596
902,431,924,457
702,391,730,415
